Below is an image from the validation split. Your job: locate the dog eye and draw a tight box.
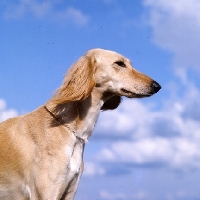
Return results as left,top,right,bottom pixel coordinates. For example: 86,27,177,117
115,61,126,67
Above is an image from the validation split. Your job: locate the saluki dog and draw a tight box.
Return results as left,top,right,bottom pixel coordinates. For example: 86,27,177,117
0,49,161,199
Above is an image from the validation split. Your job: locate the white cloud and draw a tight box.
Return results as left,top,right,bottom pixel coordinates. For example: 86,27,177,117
99,190,155,200
96,99,154,139
0,99,18,122
3,0,89,27
143,0,200,81
95,83,200,170
83,162,105,176
98,137,200,169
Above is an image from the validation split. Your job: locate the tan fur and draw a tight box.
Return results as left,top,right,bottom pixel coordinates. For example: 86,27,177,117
52,55,96,104
0,48,161,200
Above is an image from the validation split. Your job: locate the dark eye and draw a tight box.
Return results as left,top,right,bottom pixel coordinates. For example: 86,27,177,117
115,61,126,67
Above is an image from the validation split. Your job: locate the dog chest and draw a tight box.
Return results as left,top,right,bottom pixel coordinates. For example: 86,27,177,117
67,140,84,174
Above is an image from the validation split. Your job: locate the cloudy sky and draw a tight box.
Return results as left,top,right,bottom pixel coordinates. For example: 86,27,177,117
1,0,200,199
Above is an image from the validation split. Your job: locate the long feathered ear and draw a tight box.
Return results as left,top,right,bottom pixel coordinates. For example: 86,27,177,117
101,96,122,111
52,55,96,105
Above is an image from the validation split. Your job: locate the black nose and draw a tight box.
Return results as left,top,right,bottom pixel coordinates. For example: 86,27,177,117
151,81,161,93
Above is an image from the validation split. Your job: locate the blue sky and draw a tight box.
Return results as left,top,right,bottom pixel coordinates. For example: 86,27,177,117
1,0,200,199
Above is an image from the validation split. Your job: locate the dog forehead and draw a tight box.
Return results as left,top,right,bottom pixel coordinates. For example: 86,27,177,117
86,48,127,62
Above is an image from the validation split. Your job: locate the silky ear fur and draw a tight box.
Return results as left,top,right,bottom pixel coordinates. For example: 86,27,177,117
52,55,96,105
101,96,122,111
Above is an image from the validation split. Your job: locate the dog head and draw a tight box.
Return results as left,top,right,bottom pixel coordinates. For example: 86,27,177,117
52,48,161,110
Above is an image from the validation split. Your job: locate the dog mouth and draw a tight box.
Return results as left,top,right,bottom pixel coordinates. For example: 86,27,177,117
121,88,151,98
121,88,134,96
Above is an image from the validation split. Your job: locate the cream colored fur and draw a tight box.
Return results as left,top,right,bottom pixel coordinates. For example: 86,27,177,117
0,49,161,200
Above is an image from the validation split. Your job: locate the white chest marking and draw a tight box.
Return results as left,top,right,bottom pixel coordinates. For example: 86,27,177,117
23,185,31,199
69,141,84,173
77,100,103,140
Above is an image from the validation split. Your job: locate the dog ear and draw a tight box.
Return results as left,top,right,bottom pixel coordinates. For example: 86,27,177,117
52,55,96,105
101,96,122,111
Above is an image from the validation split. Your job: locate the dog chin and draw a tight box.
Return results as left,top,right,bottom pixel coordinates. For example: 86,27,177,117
120,88,152,98
126,94,152,98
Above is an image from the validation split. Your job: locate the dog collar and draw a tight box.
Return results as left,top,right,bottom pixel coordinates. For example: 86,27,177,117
44,106,85,143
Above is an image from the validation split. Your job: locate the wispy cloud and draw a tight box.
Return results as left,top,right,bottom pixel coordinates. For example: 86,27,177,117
93,83,200,171
83,162,105,176
3,0,89,27
143,0,200,81
99,190,155,200
99,190,128,200
54,6,89,27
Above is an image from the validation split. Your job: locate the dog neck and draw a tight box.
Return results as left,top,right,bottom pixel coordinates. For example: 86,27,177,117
46,87,105,142
75,88,105,141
